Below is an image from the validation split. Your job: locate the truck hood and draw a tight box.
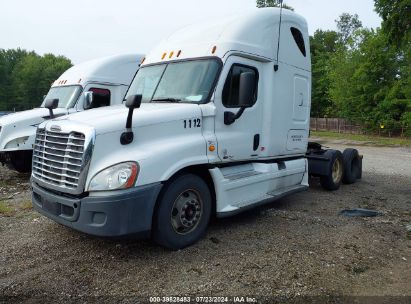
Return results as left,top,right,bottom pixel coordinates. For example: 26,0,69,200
0,107,69,151
53,103,202,135
0,108,68,127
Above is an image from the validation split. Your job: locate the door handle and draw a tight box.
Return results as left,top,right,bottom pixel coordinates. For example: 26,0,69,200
253,134,260,151
299,93,304,106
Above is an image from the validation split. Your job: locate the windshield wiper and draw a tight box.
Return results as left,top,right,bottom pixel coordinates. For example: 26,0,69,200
151,98,181,103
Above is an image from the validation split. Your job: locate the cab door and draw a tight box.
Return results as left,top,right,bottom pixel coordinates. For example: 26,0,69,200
213,56,263,162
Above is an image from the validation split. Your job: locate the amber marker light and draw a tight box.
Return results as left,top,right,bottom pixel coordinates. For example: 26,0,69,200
162,52,167,60
169,51,174,59
125,163,139,188
209,145,216,152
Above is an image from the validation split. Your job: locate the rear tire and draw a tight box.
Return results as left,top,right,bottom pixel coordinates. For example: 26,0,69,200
152,174,212,250
9,151,32,173
342,148,361,184
320,150,344,191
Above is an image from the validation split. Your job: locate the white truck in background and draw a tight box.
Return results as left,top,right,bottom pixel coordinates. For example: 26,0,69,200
31,8,362,250
0,54,143,172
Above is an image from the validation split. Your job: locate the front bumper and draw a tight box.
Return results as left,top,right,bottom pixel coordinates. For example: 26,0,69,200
32,182,162,238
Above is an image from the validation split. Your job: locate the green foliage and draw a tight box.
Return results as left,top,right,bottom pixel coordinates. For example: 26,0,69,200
374,0,411,48
0,49,72,111
310,14,365,118
329,27,410,134
310,30,340,117
311,7,411,136
336,13,363,45
256,0,294,11
0,49,30,110
402,110,411,136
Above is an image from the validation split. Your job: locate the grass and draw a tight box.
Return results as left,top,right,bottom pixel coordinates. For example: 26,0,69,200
0,200,33,218
0,201,14,216
21,200,33,210
0,179,14,187
311,131,411,147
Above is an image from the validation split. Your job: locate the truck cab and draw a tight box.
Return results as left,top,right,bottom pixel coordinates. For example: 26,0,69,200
0,54,143,172
31,9,361,250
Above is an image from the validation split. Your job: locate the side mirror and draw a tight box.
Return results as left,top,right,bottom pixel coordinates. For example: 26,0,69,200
121,94,143,145
44,98,59,118
83,91,94,110
224,72,256,125
125,94,142,110
238,72,256,107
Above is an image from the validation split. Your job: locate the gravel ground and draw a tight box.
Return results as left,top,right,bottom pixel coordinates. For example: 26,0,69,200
0,142,410,303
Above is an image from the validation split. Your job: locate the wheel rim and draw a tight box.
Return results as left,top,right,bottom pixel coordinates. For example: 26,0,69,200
332,158,343,183
171,189,203,235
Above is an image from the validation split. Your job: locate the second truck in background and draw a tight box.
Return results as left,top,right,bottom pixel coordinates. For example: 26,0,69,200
0,54,143,172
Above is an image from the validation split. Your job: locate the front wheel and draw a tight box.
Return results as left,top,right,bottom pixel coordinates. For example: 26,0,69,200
152,174,212,250
9,150,33,173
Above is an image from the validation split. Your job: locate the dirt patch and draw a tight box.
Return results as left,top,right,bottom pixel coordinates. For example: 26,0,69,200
0,144,410,303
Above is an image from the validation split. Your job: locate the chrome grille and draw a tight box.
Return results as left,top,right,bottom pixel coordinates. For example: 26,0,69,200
32,129,86,190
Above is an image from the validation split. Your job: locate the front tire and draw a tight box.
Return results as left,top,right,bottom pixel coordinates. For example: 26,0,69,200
152,174,212,250
9,151,32,173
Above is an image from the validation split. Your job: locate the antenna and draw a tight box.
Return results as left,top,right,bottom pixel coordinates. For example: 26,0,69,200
274,0,283,72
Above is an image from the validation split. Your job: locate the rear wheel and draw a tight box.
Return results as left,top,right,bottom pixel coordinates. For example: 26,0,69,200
9,151,32,173
152,174,212,250
320,150,344,191
342,148,361,184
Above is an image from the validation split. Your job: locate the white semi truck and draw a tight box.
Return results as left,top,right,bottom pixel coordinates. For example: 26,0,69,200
0,54,143,172
31,9,362,250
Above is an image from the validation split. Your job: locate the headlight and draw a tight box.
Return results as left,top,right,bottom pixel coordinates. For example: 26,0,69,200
88,162,138,191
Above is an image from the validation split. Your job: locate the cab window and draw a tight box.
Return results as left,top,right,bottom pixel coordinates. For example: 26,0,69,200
89,88,111,108
290,27,306,57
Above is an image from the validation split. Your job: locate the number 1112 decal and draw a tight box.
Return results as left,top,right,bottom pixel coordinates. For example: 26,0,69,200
183,119,201,129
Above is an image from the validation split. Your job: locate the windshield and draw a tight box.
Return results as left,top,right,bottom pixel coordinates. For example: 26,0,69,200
41,85,82,109
126,59,221,104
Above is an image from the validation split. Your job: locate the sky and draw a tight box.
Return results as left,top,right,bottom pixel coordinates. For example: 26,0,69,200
0,0,382,64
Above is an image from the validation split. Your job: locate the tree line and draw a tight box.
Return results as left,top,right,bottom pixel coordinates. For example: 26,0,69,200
0,49,72,111
260,0,411,136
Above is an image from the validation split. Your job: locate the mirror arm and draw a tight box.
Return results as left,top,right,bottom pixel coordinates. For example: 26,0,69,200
48,108,54,119
44,98,59,119
120,94,142,145
121,108,135,145
224,106,246,125
126,107,134,129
